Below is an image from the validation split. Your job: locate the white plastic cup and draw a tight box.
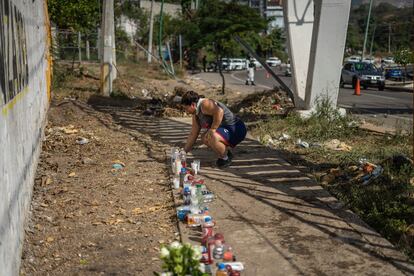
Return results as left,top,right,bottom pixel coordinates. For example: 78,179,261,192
173,176,180,189
191,159,200,174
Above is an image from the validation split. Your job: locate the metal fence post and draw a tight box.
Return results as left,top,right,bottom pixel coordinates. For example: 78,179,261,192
78,31,82,62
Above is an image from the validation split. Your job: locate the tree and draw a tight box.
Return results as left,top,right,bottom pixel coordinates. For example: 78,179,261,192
48,0,100,33
195,0,267,93
394,49,413,83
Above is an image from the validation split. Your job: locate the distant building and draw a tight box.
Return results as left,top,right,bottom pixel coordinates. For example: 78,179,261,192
265,0,284,31
238,0,284,31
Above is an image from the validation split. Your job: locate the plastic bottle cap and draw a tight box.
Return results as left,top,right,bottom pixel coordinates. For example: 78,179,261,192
204,217,211,223
218,263,226,270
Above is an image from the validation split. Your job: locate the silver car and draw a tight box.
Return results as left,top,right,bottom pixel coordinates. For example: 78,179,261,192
340,62,385,91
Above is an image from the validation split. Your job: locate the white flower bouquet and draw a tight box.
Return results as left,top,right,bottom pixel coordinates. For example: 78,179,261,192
155,241,208,276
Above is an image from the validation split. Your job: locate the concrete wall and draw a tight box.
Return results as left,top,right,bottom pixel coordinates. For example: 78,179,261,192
0,0,51,275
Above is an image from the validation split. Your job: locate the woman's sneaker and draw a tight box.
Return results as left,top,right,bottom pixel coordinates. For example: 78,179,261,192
216,158,232,168
216,150,233,168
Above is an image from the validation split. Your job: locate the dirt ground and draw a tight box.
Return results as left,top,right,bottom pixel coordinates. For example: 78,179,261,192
20,93,180,275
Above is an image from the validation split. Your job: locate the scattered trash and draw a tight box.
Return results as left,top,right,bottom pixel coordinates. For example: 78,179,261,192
361,165,383,185
68,172,76,177
271,104,281,110
112,160,126,167
232,89,294,116
279,133,290,141
76,137,89,145
324,139,352,151
112,163,124,170
362,162,376,173
58,125,79,135
142,89,150,98
296,139,309,148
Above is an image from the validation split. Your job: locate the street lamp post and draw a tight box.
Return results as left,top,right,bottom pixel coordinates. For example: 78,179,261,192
362,0,373,60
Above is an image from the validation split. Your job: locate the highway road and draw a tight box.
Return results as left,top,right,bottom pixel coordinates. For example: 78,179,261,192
231,68,413,130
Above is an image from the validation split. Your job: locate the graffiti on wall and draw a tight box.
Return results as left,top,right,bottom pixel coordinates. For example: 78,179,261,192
0,0,29,105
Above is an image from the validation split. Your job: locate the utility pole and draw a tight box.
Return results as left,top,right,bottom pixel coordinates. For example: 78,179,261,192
100,0,114,96
147,0,154,63
362,0,373,60
369,25,376,57
388,24,391,53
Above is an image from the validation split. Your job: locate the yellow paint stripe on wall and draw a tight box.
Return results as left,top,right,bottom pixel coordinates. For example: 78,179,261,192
1,87,29,116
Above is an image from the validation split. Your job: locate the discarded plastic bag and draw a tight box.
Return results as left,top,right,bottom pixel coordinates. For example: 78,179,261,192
296,139,309,148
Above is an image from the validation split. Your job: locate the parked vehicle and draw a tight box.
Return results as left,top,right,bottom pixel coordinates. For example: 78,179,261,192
345,56,361,62
252,58,263,68
228,58,246,70
340,62,385,91
220,58,230,71
266,57,281,67
362,56,375,64
383,56,395,64
385,67,403,81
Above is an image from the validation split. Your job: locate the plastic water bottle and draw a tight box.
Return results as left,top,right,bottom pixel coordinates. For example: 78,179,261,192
173,175,180,189
195,184,205,210
201,216,215,246
190,188,200,214
179,168,186,187
180,149,187,168
172,148,179,172
216,262,227,276
175,158,182,176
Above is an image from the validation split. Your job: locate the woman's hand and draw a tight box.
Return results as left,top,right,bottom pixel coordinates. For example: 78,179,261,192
205,128,216,142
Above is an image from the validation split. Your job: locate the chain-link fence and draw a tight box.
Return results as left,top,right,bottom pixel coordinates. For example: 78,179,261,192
51,29,100,62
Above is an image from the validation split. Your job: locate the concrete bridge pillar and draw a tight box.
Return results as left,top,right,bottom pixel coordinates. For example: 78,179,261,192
283,0,314,109
305,0,352,109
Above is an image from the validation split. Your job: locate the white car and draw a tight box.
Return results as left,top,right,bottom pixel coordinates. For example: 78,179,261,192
228,58,246,70
383,56,395,64
266,57,281,67
251,58,263,68
362,56,375,64
346,56,361,62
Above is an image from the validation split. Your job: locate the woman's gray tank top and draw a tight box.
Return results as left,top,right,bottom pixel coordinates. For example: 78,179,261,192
195,99,238,129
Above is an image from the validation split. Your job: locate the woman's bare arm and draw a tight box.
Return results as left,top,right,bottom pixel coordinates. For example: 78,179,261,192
184,115,201,152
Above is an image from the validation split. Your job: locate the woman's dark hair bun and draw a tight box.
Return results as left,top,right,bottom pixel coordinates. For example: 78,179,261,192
181,90,202,105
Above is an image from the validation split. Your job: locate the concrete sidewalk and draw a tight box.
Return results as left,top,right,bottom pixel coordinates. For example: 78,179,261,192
94,103,414,275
